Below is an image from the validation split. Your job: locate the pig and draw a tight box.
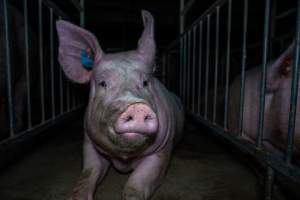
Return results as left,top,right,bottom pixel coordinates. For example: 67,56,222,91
228,42,300,158
56,10,184,200
0,3,38,138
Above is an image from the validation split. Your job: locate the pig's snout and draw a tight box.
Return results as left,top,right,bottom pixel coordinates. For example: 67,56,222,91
114,103,158,135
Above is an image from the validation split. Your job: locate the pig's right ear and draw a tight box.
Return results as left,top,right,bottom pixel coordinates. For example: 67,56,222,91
267,42,294,91
56,20,103,84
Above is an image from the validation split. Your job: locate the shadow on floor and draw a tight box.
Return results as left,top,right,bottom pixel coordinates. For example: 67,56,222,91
0,120,267,200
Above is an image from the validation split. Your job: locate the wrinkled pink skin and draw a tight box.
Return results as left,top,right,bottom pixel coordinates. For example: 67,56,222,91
229,43,300,159
56,11,184,200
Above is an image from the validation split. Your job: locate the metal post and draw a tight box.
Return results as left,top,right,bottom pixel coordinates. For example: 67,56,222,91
197,21,203,116
180,0,185,34
265,166,274,200
3,0,15,137
39,0,45,122
50,8,55,119
286,0,300,164
183,35,187,106
224,0,232,129
257,0,271,148
187,30,191,109
180,37,184,98
80,0,85,27
213,6,220,123
204,15,211,119
192,26,197,113
24,0,32,128
238,0,248,137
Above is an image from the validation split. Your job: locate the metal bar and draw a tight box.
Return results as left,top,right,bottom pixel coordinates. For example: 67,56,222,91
39,0,45,122
187,30,191,109
184,32,188,107
257,0,271,148
67,80,70,111
192,26,197,113
59,66,64,114
3,0,15,137
197,21,203,116
179,37,183,97
181,0,196,16
180,0,185,34
58,15,64,114
188,112,300,184
230,32,294,55
223,0,232,129
50,8,55,119
286,0,300,164
0,106,84,146
183,0,227,34
42,0,70,20
265,166,275,200
80,0,85,27
204,15,211,119
213,6,220,123
238,0,248,137
24,0,32,128
183,36,186,104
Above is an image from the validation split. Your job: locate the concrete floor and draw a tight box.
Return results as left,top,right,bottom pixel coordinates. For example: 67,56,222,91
0,120,267,200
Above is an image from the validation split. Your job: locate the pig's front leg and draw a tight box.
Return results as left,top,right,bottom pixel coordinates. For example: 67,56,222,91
122,144,172,200
70,133,110,200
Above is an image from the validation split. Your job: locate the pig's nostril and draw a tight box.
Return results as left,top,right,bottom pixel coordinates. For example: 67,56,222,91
125,116,133,122
144,115,152,121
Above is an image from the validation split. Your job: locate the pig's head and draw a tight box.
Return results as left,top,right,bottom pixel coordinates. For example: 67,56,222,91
267,41,300,153
56,11,159,157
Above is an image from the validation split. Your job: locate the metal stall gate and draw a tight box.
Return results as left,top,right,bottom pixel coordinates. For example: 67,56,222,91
162,0,300,199
0,0,85,166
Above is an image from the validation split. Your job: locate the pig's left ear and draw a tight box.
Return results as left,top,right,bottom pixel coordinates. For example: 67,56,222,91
56,20,103,84
267,42,294,91
137,10,156,73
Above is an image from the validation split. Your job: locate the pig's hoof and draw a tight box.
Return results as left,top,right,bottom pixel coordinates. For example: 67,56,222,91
122,187,145,200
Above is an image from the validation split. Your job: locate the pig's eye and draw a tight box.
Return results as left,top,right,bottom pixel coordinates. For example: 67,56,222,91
99,81,107,88
143,80,148,87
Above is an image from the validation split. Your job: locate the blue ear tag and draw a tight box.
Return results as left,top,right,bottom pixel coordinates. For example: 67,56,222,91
81,48,94,70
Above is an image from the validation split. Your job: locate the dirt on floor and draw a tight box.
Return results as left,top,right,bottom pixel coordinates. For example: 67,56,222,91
0,120,281,200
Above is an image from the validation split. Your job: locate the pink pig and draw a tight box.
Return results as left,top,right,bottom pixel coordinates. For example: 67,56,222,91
229,42,300,160
56,10,184,200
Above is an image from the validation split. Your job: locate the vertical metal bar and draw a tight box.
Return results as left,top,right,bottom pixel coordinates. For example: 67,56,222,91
67,80,70,111
187,30,191,109
192,26,197,113
3,0,15,136
59,16,64,114
80,0,85,27
238,0,248,137
24,0,32,128
224,0,232,129
180,0,185,34
59,66,64,114
180,36,184,98
213,6,220,123
183,35,187,105
39,0,45,122
257,0,271,148
286,0,300,164
204,15,211,119
265,166,274,200
198,21,203,116
50,8,55,119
